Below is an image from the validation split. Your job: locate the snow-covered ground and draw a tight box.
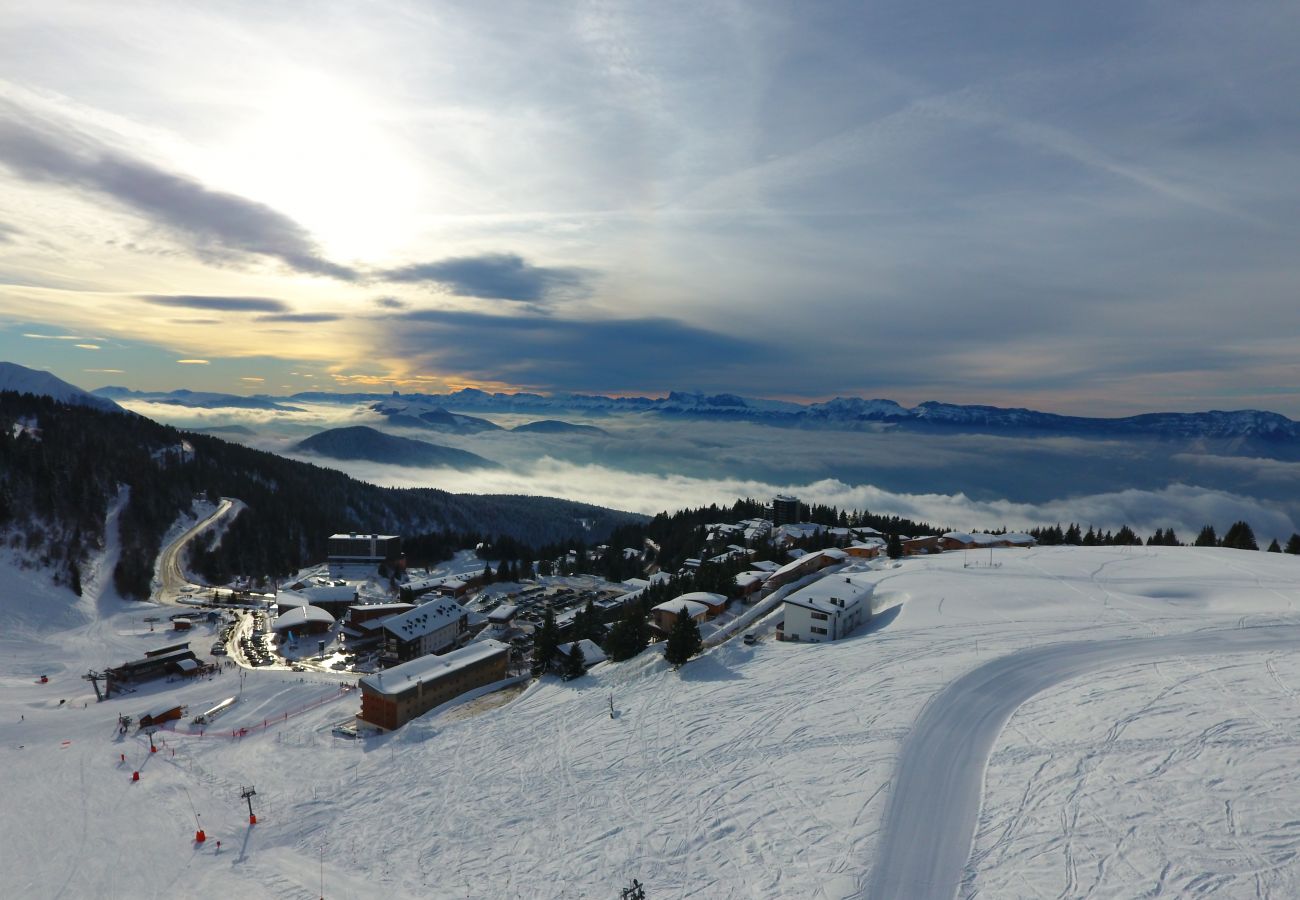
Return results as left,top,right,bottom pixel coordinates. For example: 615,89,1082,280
3,541,1300,898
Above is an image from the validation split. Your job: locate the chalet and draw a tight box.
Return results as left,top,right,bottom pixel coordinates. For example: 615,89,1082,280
357,640,509,730
779,575,874,643
555,639,607,670
845,540,884,559
901,535,943,555
734,571,767,599
940,531,1037,550
674,591,729,616
763,547,848,594
651,598,711,633
380,597,480,665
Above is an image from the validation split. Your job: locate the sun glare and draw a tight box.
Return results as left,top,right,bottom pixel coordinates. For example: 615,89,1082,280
214,71,425,262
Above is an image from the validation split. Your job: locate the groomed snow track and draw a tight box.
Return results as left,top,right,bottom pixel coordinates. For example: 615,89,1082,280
865,623,1300,900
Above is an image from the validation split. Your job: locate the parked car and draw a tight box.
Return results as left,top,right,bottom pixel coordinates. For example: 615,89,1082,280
742,633,758,646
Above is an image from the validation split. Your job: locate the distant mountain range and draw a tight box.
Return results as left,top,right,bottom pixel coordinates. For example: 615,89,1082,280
285,388,1300,444
511,419,609,436
94,386,301,412
1,362,122,413
293,426,500,470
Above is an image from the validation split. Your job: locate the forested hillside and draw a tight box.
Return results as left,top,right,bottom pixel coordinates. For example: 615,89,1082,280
0,392,642,599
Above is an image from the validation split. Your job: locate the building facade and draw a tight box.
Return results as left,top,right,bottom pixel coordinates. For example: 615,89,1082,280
780,576,873,642
358,640,509,730
327,533,402,564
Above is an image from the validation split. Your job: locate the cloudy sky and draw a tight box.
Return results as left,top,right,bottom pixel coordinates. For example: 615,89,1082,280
1,1,1298,415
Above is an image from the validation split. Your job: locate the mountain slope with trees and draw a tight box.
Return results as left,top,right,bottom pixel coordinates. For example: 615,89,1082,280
0,391,642,600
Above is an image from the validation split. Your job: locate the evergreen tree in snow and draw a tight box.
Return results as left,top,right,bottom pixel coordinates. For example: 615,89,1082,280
531,606,560,678
1286,534,1300,555
886,533,903,560
562,643,587,680
605,603,650,662
663,606,703,667
1064,523,1083,545
1267,538,1282,552
1221,520,1259,551
1195,525,1219,547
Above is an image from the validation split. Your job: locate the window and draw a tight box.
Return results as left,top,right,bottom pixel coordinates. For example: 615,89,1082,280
811,626,828,635
811,611,829,621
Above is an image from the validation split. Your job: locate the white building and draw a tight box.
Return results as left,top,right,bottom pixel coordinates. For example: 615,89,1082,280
781,574,874,643
380,597,479,665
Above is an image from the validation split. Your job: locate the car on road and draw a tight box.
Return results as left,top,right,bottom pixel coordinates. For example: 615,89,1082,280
742,633,758,646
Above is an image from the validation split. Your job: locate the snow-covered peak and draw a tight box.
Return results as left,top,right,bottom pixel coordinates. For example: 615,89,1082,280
0,361,121,412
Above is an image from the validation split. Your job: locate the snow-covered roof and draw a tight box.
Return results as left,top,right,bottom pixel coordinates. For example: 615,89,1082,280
652,599,710,619
348,602,415,615
784,575,874,615
297,583,356,603
329,532,399,541
276,591,311,609
557,639,607,666
734,572,765,589
749,560,779,572
382,597,479,641
487,604,518,624
272,605,335,631
675,591,727,607
358,640,509,696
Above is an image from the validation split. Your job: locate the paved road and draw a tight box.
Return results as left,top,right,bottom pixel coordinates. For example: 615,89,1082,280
155,498,236,603
865,624,1300,900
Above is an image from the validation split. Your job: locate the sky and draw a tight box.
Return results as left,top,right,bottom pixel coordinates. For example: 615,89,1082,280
1,1,1299,415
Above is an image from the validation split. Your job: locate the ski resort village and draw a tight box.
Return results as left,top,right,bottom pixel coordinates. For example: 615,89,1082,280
6,482,1300,899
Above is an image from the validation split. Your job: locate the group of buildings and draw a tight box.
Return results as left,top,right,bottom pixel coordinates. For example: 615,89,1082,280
329,508,1039,731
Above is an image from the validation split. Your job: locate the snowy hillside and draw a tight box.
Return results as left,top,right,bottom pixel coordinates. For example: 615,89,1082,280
4,543,1300,898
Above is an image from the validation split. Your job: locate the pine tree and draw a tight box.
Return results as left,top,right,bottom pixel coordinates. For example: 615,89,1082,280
886,533,903,560
531,606,559,678
1267,538,1282,552
562,643,587,680
663,606,703,667
1115,525,1141,546
1286,534,1300,555
1163,528,1180,546
1221,521,1258,551
1064,523,1082,545
1147,528,1164,546
1195,525,1218,547
605,603,650,662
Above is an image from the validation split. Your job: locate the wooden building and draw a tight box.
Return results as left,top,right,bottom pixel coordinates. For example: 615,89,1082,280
357,640,509,730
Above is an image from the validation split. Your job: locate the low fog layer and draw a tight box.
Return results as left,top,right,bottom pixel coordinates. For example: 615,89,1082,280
120,399,1300,541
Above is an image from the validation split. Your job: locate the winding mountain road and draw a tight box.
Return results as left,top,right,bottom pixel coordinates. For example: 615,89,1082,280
865,623,1300,900
155,497,239,603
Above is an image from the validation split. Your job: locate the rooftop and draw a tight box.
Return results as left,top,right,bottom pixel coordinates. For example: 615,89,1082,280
358,640,509,696
784,574,875,615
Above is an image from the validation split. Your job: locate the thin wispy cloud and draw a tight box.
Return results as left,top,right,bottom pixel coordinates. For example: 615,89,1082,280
176,358,209,365
254,312,342,323
142,295,290,313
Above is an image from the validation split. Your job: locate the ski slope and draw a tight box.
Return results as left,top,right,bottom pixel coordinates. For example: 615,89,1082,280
3,540,1300,898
